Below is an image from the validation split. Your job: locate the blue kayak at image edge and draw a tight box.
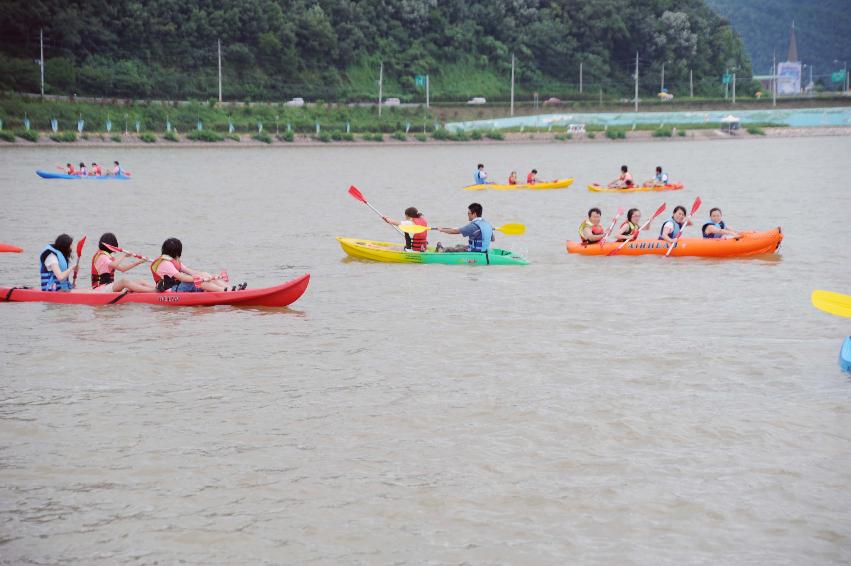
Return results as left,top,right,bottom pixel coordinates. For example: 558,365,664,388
36,170,130,180
840,336,851,373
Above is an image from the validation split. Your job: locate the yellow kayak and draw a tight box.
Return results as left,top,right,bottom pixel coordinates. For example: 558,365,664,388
812,290,851,318
464,178,575,191
587,183,684,193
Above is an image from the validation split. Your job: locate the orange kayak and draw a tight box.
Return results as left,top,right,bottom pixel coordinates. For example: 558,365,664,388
0,243,22,253
566,227,783,257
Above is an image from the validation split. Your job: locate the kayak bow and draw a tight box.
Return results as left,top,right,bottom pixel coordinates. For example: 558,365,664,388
338,237,528,265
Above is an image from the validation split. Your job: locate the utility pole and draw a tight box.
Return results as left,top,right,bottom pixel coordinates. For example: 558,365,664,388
634,51,639,113
39,28,45,98
425,74,430,109
579,61,583,94
732,70,736,104
217,39,222,103
689,69,693,98
724,68,728,100
510,52,515,116
378,61,383,117
660,62,665,92
772,51,777,107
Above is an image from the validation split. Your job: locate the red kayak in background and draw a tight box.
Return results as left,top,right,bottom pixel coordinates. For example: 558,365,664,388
0,243,23,253
1,274,309,307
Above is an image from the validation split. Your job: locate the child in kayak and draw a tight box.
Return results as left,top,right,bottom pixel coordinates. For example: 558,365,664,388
702,208,740,239
78,162,88,176
91,232,156,293
434,202,495,253
151,237,235,293
608,165,633,188
615,208,648,241
659,205,692,243
526,169,539,184
643,166,669,187
508,171,518,185
89,162,102,176
578,208,605,243
474,163,491,185
383,207,429,251
39,234,78,291
65,163,76,175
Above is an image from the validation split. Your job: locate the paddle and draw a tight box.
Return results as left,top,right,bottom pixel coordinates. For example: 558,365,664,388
347,185,403,235
664,196,702,257
72,236,86,288
607,203,667,256
599,207,624,246
811,290,851,318
103,243,152,262
194,272,229,286
398,222,526,235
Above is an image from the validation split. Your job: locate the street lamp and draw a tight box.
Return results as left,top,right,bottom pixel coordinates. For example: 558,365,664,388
835,60,848,93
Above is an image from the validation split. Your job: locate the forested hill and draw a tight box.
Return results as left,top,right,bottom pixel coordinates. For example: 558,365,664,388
706,0,851,81
0,0,752,101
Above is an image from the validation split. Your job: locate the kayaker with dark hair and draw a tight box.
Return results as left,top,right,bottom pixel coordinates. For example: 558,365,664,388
112,161,123,176
91,232,155,293
702,208,740,239
474,163,490,185
90,162,102,176
39,234,77,291
644,166,669,187
578,207,605,243
608,165,633,189
659,205,692,243
434,202,495,253
615,208,646,241
151,238,233,293
526,169,539,184
65,163,76,175
78,162,87,176
383,207,429,251
508,171,518,185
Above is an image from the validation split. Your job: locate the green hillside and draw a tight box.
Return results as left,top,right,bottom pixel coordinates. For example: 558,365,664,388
706,0,851,83
1,0,753,101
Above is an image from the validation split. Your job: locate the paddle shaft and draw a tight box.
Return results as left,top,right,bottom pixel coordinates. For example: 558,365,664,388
600,208,624,245
665,198,702,257
348,186,403,235
608,203,666,256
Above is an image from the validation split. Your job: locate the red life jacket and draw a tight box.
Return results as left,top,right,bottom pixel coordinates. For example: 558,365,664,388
92,165,102,176
90,250,114,288
526,172,536,184
150,255,183,291
411,216,428,251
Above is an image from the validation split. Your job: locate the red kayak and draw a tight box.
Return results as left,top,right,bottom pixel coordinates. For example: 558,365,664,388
0,243,23,253
1,274,309,307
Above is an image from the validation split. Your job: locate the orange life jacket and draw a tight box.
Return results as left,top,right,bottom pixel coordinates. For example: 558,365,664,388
410,216,428,251
90,250,114,288
150,255,183,291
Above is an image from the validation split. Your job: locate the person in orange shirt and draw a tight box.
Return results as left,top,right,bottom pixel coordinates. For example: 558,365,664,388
526,169,538,184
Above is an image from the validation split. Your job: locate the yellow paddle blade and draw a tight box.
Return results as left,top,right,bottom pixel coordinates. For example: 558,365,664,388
812,290,851,318
398,224,430,234
496,223,525,235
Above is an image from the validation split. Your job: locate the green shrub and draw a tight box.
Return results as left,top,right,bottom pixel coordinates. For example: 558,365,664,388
677,129,687,137
316,131,332,143
50,131,77,142
651,128,673,138
252,132,273,143
485,131,504,140
111,134,122,142
431,129,450,140
362,132,383,142
225,133,240,141
605,128,626,140
587,131,596,139
415,133,428,142
391,131,407,141
340,132,355,141
451,130,469,141
746,126,765,135
139,132,157,143
277,131,294,142
187,129,224,142
16,129,39,142
0,131,15,142
164,130,179,142
470,130,483,140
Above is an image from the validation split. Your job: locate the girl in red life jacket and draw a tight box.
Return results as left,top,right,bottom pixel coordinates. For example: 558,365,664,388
90,162,102,176
91,232,157,293
151,237,232,293
65,163,76,175
615,208,646,241
508,171,518,185
382,207,429,251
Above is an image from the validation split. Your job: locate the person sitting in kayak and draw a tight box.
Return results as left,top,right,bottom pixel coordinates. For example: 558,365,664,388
474,163,491,185
383,207,429,251
111,161,123,176
434,202,495,253
508,171,518,185
615,208,647,241
526,169,539,184
39,234,77,291
78,162,88,176
151,238,234,293
65,163,76,175
608,165,633,188
578,208,605,243
91,232,156,293
702,207,740,239
644,166,669,187
658,205,692,243
89,162,102,176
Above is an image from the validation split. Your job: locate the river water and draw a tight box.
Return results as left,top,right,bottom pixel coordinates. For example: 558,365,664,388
1,136,850,564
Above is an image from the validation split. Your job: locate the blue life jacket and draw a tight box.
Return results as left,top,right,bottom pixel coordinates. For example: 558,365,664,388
469,218,494,252
658,218,682,240
702,220,726,239
474,170,486,184
39,244,71,291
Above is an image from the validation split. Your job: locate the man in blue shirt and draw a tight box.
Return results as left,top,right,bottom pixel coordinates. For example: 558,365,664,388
473,163,491,185
434,202,495,252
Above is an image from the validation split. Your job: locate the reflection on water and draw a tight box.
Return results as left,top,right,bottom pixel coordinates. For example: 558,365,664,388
1,137,850,564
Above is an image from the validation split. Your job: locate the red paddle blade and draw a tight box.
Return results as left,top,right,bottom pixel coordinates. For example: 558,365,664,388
689,196,702,216
76,236,87,257
651,202,667,219
103,243,122,254
348,185,367,204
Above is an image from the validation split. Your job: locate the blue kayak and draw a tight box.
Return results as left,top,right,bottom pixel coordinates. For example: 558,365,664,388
840,336,851,373
36,170,130,180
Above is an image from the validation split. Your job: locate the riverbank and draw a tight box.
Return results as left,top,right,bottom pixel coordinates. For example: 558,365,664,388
1,125,849,148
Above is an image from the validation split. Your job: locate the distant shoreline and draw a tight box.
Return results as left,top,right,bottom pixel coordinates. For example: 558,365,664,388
1,126,849,148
